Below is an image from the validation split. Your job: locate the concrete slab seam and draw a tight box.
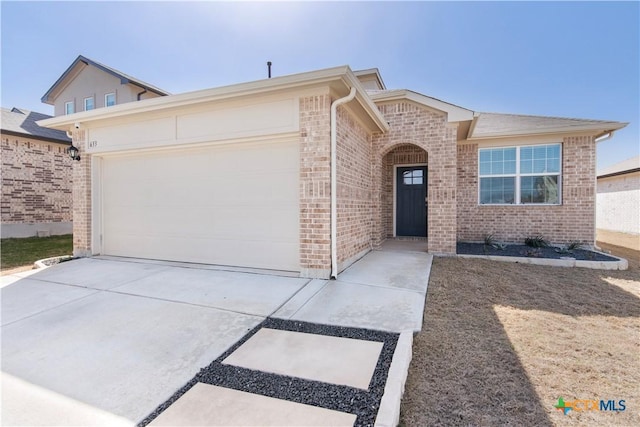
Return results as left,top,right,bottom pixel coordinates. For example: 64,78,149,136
374,331,413,427
104,288,268,319
267,278,314,317
1,290,101,328
281,280,330,319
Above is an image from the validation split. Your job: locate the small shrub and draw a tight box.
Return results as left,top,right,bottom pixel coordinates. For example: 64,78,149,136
554,241,583,255
484,234,508,251
484,234,496,246
567,241,583,251
525,235,548,248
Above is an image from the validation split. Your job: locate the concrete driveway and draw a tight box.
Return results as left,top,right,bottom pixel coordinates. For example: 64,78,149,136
1,248,431,426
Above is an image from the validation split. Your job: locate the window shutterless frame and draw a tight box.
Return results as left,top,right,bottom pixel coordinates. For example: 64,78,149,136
65,101,74,115
84,96,94,111
478,143,562,205
105,93,116,107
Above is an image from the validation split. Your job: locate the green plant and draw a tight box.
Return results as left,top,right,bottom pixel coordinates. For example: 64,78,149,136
567,241,583,251
484,234,508,251
524,235,548,248
555,241,583,255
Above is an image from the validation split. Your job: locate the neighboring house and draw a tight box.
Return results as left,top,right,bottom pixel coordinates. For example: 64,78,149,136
39,65,628,278
41,55,169,117
596,155,640,251
1,107,72,238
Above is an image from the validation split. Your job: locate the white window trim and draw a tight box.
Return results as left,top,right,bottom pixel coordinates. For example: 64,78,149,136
478,143,562,206
105,92,116,107
84,96,94,111
65,101,74,115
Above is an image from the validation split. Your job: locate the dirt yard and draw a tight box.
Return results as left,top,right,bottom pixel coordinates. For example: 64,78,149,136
400,244,639,426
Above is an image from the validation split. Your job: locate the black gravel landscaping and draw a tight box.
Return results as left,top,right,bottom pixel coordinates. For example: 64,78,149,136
457,242,619,262
138,318,399,427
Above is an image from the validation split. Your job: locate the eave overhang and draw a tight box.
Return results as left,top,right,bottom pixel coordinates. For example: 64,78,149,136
369,89,474,123
38,65,389,134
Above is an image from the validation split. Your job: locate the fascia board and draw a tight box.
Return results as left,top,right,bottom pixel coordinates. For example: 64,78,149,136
343,70,390,132
370,90,474,122
39,65,390,133
38,66,353,130
467,121,629,140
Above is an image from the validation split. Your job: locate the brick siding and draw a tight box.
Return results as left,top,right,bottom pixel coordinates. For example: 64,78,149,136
372,101,458,254
70,130,92,256
1,134,72,225
335,106,373,268
457,136,597,245
299,92,332,277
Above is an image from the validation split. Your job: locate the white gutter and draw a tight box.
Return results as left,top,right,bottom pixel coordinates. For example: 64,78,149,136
595,131,614,143
330,87,357,279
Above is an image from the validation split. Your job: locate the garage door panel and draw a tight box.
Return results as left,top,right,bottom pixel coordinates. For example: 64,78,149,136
101,140,300,271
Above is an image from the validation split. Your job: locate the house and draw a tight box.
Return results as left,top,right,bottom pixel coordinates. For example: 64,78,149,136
41,55,169,117
596,155,640,251
38,65,628,278
1,107,72,238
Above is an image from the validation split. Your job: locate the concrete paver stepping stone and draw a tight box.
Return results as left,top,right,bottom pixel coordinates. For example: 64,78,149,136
149,383,356,426
222,328,383,390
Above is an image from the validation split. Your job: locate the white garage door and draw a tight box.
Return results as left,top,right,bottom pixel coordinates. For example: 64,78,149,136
100,140,299,271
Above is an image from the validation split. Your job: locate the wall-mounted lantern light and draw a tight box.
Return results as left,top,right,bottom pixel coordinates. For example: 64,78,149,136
67,144,81,161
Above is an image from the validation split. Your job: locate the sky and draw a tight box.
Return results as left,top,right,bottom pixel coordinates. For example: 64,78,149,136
1,1,638,170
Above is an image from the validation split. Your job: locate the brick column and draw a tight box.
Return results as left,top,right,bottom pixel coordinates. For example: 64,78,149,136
71,130,92,257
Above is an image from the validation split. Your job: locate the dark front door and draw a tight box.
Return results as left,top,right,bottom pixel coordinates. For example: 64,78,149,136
396,166,427,237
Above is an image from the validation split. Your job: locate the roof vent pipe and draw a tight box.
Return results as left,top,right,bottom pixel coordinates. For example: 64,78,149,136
267,61,272,78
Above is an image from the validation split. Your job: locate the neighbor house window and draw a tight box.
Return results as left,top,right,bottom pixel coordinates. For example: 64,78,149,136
84,97,94,111
65,101,74,115
105,93,116,107
479,143,561,205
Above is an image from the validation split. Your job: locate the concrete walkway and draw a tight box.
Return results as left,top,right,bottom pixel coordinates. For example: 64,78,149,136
1,246,432,426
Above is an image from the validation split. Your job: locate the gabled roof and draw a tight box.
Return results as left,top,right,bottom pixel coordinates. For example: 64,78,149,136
368,89,474,122
598,155,640,178
1,107,71,143
468,112,627,140
38,65,390,134
354,68,386,90
41,55,170,104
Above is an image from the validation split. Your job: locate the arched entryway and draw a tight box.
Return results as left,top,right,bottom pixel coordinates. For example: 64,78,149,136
380,144,428,243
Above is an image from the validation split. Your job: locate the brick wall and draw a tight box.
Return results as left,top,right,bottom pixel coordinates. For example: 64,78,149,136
70,130,92,256
372,101,458,254
1,133,72,230
335,106,373,269
457,135,597,245
299,92,332,278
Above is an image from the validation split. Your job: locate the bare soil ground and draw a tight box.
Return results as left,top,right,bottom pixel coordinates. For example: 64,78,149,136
400,244,639,426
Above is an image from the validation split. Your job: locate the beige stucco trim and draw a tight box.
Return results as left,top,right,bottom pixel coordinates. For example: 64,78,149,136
38,66,389,134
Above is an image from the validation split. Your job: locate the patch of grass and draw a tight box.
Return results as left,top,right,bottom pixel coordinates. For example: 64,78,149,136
400,248,640,426
1,234,72,271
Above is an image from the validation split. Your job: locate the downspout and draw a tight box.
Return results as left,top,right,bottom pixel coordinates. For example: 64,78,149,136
330,87,357,279
136,88,148,101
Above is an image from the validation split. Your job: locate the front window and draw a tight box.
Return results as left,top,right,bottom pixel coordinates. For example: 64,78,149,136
105,93,116,107
84,97,94,111
65,101,74,115
479,144,561,205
